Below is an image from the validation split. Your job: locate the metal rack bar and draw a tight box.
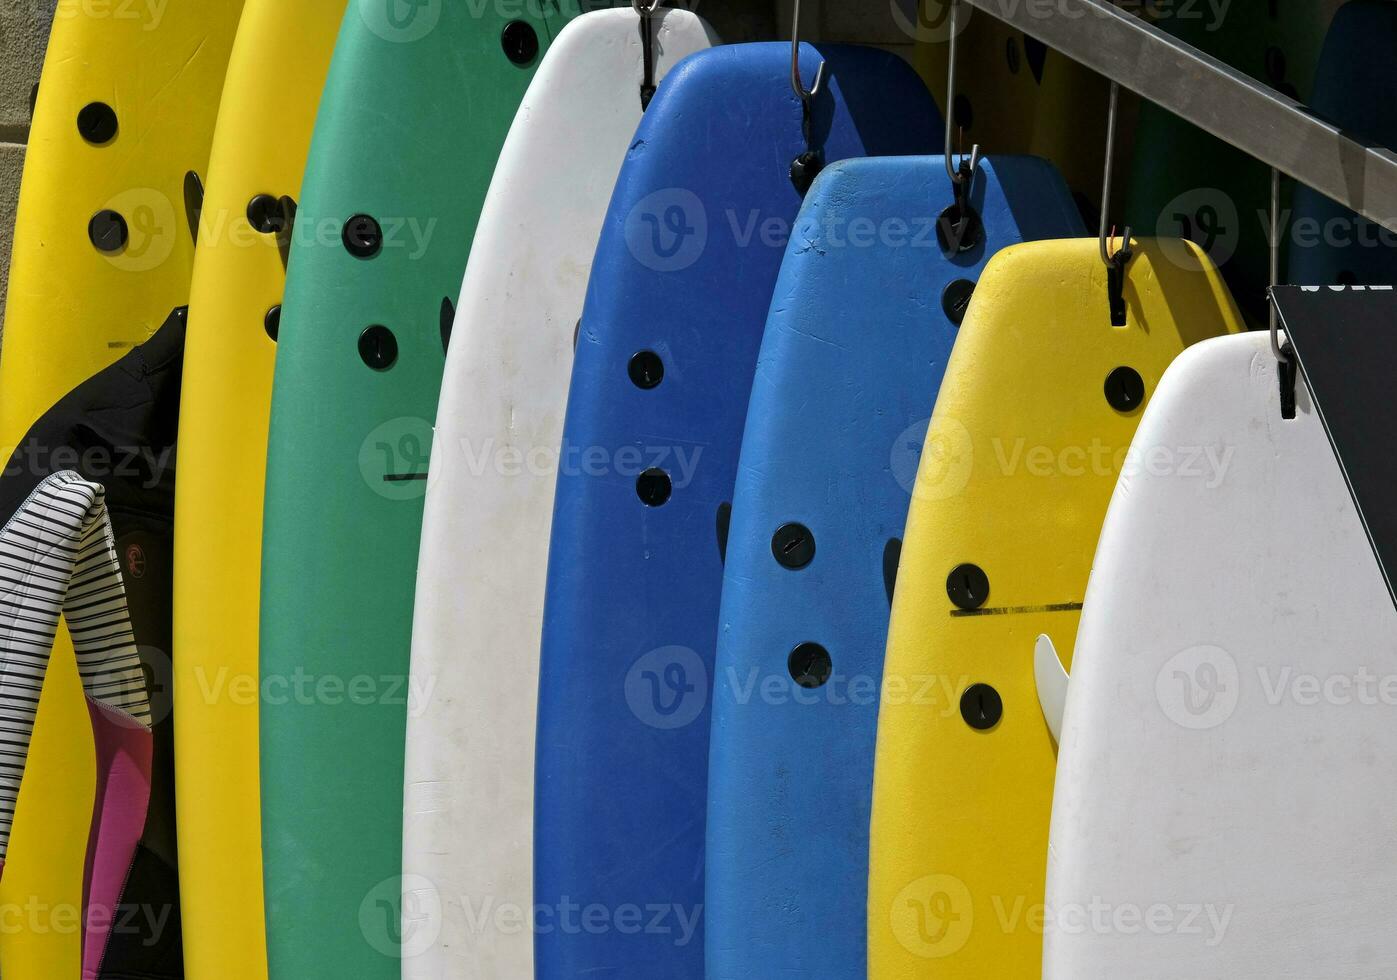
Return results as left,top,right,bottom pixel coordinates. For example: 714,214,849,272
961,0,1397,232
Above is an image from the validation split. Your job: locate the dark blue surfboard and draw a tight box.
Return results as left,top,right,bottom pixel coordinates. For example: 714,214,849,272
702,155,1084,980
1288,0,1397,285
535,42,939,979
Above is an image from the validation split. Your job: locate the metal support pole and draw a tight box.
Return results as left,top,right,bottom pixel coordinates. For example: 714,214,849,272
960,0,1397,232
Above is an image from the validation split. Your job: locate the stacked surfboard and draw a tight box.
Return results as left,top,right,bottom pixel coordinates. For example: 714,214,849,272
0,3,244,976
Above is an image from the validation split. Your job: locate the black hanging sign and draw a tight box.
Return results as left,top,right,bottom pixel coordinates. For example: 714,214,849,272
1274,284,1397,610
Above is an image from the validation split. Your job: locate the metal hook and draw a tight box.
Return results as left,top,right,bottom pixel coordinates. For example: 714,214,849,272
1268,166,1288,363
1098,81,1133,326
1267,166,1298,419
790,0,828,109
634,0,658,109
1098,81,1131,267
788,0,828,193
943,0,981,187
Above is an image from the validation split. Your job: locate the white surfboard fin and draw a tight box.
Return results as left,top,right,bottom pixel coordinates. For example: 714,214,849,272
1035,633,1070,743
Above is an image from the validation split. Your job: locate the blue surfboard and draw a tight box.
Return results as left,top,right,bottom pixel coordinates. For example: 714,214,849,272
1288,0,1397,285
702,154,1084,980
535,42,939,979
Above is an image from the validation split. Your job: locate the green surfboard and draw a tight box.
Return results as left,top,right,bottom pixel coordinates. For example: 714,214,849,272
258,3,576,975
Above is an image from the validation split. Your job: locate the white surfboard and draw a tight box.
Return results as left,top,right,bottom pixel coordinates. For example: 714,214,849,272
1044,329,1397,977
400,8,718,976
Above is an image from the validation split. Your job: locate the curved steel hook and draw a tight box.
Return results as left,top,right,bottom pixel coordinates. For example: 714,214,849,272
1266,166,1298,418
1267,166,1290,362
943,0,980,186
791,0,828,107
634,0,659,109
1098,81,1131,266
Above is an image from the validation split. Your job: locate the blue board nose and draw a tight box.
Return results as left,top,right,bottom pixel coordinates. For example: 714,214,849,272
704,153,1085,980
535,41,941,980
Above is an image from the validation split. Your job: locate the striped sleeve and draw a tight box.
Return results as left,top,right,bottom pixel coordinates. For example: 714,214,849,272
0,471,151,859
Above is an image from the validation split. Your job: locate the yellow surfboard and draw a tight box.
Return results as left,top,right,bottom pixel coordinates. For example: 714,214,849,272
914,0,1110,210
172,2,344,978
0,1,243,975
867,238,1243,978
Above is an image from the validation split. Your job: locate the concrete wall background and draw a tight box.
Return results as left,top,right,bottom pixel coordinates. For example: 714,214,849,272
1,0,58,339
